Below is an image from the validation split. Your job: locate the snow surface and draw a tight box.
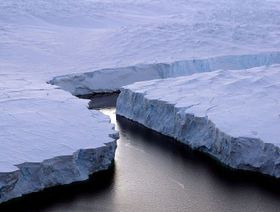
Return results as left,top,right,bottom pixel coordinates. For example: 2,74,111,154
117,65,280,177
1,0,280,80
42,0,280,95
0,76,117,173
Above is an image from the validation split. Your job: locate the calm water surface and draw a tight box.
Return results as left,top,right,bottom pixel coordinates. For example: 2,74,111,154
1,98,280,212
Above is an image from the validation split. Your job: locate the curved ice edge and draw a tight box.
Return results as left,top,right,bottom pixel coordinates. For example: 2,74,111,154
0,139,117,204
49,51,280,96
116,89,280,178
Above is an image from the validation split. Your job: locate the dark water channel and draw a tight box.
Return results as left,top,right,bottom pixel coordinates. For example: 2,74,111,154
1,95,280,212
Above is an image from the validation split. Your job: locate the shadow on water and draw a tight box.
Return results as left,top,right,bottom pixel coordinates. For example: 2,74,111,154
1,93,280,212
79,92,119,110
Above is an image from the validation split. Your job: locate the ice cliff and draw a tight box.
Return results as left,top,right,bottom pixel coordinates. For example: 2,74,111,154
116,65,280,178
50,52,280,96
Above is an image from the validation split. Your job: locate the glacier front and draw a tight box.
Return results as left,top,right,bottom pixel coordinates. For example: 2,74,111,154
117,65,280,178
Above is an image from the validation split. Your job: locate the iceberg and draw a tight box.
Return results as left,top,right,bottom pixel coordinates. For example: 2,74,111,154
116,65,280,178
0,77,117,203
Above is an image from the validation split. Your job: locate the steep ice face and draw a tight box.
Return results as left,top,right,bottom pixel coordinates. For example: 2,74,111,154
116,65,280,178
50,52,280,95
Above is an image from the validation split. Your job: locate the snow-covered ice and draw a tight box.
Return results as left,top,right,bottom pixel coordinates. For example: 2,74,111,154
37,0,280,95
0,71,117,203
117,65,280,178
2,0,280,91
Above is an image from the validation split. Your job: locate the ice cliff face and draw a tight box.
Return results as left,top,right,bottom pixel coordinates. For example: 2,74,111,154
50,52,280,95
0,142,116,204
116,65,280,178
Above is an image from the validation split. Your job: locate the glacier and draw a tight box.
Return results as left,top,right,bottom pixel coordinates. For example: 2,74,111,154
116,65,280,178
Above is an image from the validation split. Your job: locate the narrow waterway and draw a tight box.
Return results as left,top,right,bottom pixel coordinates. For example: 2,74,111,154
1,96,280,212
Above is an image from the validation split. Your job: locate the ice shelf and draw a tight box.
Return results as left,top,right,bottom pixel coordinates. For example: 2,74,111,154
0,76,117,203
2,0,280,203
117,65,280,178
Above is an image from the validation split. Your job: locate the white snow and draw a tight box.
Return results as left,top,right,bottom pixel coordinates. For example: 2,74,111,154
1,0,280,80
1,0,280,202
117,65,280,177
41,0,280,95
0,76,117,173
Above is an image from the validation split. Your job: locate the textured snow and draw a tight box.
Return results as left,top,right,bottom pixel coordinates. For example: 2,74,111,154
38,0,280,95
117,65,280,177
1,0,280,79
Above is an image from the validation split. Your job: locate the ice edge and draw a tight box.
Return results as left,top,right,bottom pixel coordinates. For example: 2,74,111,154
50,51,280,95
0,134,118,204
116,89,280,178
